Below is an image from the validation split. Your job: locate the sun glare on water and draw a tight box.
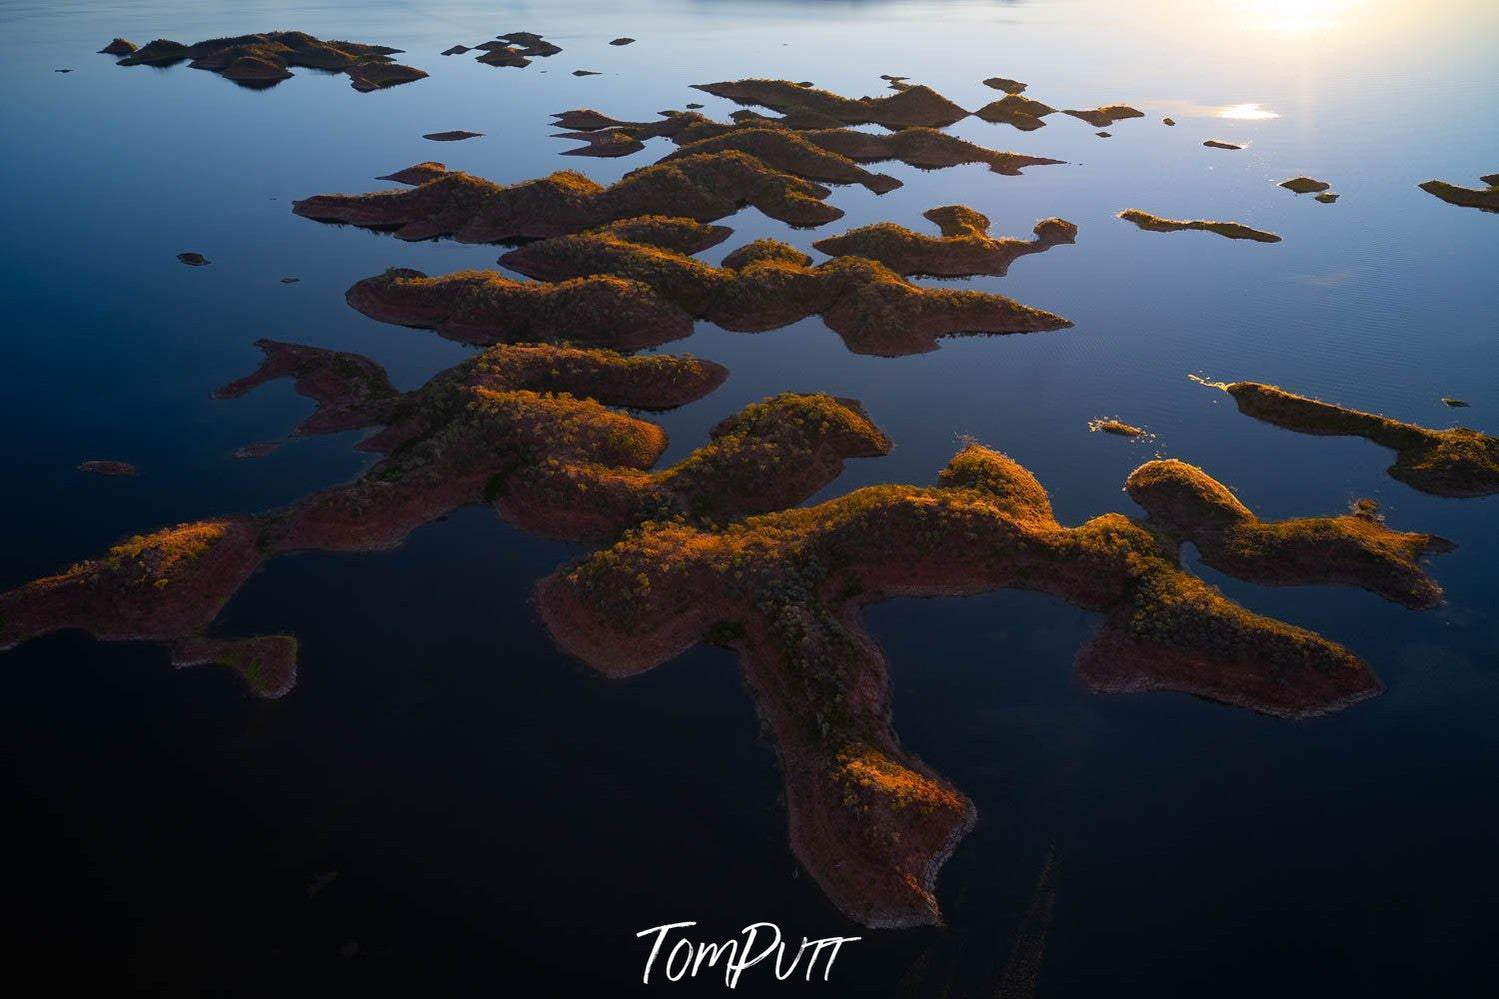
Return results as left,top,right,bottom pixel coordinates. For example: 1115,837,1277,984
1217,103,1280,119
1233,0,1367,35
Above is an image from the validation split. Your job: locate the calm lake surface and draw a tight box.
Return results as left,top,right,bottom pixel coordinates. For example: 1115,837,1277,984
2,0,1495,994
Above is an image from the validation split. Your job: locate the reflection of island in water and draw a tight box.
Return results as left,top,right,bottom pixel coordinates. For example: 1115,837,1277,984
5,53,1487,933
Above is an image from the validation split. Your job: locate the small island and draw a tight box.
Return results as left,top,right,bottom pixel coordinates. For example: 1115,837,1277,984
1419,173,1499,212
1118,209,1281,243
108,31,427,91
1280,176,1331,194
811,206,1077,278
975,93,1054,130
691,78,969,129
983,76,1026,94
292,151,844,241
1063,104,1144,127
78,460,139,476
1088,418,1147,438
1205,380,1499,497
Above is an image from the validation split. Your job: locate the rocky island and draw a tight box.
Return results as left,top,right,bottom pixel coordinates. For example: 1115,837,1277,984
107,31,427,91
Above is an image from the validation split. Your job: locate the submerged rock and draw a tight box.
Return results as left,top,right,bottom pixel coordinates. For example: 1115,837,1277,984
974,93,1054,130
1118,209,1280,243
78,460,138,476
233,441,283,459
177,252,209,265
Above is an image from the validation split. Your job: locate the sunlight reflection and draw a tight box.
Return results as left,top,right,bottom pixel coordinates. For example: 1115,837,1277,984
1232,0,1367,35
1217,103,1280,119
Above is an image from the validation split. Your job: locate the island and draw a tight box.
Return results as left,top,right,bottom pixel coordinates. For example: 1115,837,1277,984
77,460,139,476
1280,176,1331,194
472,31,562,68
975,94,1055,130
108,31,427,92
811,206,1077,278
1062,104,1144,127
691,78,969,129
1419,174,1499,212
1204,380,1499,497
536,444,1450,927
291,151,844,241
0,346,904,695
1088,418,1147,438
1118,209,1281,243
550,107,1064,176
343,266,695,349
497,219,1073,355
983,76,1026,94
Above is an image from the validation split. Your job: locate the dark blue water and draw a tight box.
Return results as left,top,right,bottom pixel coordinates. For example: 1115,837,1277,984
2,1,1495,994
